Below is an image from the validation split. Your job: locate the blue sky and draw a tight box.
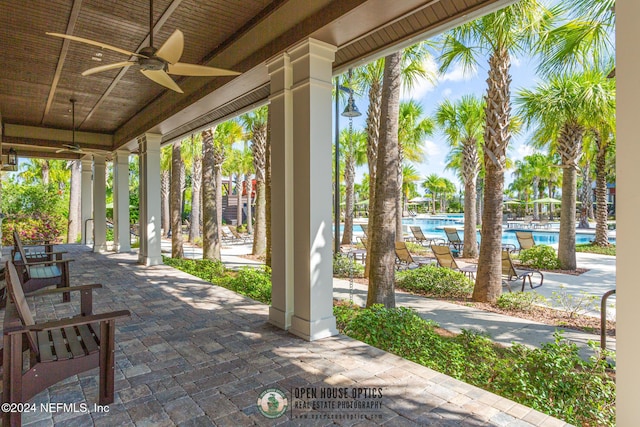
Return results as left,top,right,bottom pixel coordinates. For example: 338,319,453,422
342,48,542,194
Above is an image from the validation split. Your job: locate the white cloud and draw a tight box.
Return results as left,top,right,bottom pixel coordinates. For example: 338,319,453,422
423,139,442,157
514,143,534,161
439,62,477,83
511,57,522,68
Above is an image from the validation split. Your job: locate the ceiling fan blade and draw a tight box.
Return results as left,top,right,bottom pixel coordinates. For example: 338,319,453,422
167,63,241,77
140,69,184,93
155,29,184,64
46,32,147,58
82,61,136,76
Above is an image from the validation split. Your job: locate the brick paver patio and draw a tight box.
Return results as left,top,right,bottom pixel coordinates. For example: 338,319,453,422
7,245,569,426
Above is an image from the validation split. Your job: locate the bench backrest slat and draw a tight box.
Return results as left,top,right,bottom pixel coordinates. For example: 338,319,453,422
5,261,38,353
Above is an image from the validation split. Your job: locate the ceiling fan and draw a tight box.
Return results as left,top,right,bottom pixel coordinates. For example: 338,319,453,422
46,0,240,93
56,99,106,155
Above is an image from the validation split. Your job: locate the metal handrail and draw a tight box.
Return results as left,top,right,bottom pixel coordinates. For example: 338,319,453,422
601,289,616,352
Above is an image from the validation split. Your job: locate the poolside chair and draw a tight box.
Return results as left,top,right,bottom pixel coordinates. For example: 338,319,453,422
533,219,551,229
515,231,536,252
395,241,434,270
430,244,477,279
501,249,543,292
229,226,252,244
410,226,445,247
522,215,534,228
443,227,464,255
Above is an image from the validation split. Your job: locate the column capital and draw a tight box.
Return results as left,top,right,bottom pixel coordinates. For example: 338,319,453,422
138,133,162,153
287,38,337,63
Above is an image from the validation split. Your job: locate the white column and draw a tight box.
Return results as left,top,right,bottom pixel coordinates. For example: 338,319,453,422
616,2,639,424
92,155,107,252
267,52,294,330
80,158,93,245
288,38,337,341
138,133,162,266
113,150,131,252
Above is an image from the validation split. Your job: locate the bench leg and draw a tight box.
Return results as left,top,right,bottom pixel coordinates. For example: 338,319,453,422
3,333,23,427
99,320,116,405
61,263,70,303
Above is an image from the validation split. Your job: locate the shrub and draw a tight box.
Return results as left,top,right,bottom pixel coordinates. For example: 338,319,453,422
3,214,65,246
338,305,615,427
333,254,364,278
227,266,272,304
519,245,561,270
396,265,473,298
163,257,226,282
492,337,615,426
496,292,546,312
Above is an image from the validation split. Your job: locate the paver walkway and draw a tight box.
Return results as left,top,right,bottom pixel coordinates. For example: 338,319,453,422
7,245,568,426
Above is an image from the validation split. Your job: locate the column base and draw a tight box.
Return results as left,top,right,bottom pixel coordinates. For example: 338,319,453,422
289,314,338,341
138,255,163,266
93,243,109,253
268,306,293,330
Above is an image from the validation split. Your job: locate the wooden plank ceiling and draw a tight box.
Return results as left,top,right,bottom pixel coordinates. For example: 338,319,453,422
0,0,511,160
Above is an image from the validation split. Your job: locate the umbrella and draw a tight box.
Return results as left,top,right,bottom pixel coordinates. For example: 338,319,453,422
409,196,432,203
530,197,562,204
503,199,523,205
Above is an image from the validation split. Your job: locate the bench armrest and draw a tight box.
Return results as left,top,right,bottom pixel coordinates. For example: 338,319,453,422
30,284,102,295
23,258,74,267
5,310,132,334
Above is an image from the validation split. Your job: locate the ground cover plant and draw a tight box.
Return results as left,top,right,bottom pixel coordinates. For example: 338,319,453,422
576,243,616,256
335,304,615,427
162,257,272,304
396,265,473,298
518,245,561,270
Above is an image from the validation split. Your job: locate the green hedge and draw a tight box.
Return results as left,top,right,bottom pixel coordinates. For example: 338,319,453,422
335,304,615,426
396,265,474,298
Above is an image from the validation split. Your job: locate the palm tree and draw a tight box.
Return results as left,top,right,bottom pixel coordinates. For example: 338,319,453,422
240,106,268,256
422,173,442,214
354,43,434,277
397,100,432,240
215,120,244,235
202,126,220,260
516,70,615,269
436,95,484,257
170,140,184,258
186,134,203,243
439,0,554,302
160,146,172,236
366,51,402,308
340,128,367,245
538,0,615,76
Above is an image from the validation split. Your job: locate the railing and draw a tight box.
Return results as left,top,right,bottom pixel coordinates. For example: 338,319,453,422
600,289,616,352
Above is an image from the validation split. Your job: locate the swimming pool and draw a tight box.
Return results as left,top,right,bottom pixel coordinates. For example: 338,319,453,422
401,217,615,247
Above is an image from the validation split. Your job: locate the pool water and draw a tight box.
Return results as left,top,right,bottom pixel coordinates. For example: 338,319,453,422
401,217,615,247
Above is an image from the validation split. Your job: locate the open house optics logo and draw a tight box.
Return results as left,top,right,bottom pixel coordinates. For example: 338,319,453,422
257,387,288,419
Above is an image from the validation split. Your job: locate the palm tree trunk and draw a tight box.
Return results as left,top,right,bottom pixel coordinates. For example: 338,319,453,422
473,48,511,303
253,180,266,255
341,156,355,245
265,115,272,266
246,175,253,234
578,161,591,228
476,176,483,226
557,123,583,270
67,160,82,243
189,156,202,242
171,141,184,258
533,177,540,220
594,134,610,246
367,52,401,309
463,180,478,258
364,79,382,279
161,170,170,236
395,153,404,242
202,127,220,260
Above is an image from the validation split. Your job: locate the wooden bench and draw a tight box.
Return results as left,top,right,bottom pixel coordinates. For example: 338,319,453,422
12,230,73,303
11,231,66,264
2,261,130,426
